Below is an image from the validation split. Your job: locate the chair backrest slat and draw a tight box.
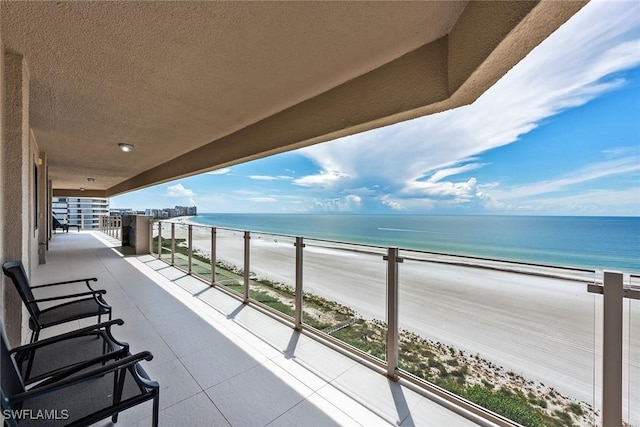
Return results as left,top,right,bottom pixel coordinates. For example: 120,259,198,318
2,261,41,319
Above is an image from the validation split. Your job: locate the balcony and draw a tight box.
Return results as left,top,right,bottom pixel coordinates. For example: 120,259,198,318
1,2,610,425
34,230,488,426
94,219,640,426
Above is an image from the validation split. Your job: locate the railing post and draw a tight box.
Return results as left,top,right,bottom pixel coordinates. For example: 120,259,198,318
211,227,216,286
243,231,250,303
384,247,402,381
188,224,193,274
294,237,305,331
157,222,162,259
148,219,153,255
602,271,623,427
170,223,175,266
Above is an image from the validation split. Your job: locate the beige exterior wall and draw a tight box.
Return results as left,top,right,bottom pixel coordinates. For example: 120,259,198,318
1,47,40,346
0,38,5,336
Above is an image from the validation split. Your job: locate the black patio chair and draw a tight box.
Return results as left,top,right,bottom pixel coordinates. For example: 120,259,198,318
52,215,68,233
2,260,112,343
1,324,159,427
10,319,129,386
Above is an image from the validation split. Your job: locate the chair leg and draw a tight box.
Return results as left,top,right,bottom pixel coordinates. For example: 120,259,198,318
24,348,36,380
30,329,40,344
152,394,160,427
111,369,126,423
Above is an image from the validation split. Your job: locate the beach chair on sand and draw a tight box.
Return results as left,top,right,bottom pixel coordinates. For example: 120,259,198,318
2,260,112,343
1,322,159,427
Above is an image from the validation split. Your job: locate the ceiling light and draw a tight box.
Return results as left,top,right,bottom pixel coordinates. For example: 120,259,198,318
118,143,134,152
80,187,86,191
87,177,95,183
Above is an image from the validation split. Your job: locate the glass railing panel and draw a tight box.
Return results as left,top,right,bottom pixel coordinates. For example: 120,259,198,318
302,239,387,362
159,222,172,262
397,249,598,427
247,232,297,319
190,225,213,282
626,274,640,427
214,228,246,295
172,222,190,271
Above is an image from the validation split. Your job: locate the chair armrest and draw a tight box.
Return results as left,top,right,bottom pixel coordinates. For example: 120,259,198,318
31,278,98,292
7,352,154,404
35,348,131,387
10,319,125,355
29,289,106,303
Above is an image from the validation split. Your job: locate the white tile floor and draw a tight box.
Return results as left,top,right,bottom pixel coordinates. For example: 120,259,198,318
32,232,481,427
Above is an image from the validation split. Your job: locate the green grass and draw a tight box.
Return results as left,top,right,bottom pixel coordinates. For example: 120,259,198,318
461,386,545,427
330,319,386,361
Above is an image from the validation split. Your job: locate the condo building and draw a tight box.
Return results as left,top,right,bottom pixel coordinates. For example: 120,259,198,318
52,197,109,230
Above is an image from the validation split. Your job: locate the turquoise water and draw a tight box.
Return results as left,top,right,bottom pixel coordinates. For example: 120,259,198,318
189,214,639,273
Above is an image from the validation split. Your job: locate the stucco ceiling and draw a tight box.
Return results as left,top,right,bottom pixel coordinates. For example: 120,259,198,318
0,1,586,197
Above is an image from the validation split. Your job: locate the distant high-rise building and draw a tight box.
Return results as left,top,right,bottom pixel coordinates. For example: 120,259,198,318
143,206,197,219
52,197,109,230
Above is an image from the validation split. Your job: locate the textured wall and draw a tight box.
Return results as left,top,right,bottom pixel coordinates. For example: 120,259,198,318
1,49,30,346
0,39,5,333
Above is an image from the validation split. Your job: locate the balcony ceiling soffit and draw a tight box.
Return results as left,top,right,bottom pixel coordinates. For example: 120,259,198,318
0,1,586,196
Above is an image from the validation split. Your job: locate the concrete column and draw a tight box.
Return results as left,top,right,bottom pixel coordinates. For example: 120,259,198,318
1,49,30,346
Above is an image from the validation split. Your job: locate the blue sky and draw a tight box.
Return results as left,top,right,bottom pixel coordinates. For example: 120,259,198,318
112,1,640,216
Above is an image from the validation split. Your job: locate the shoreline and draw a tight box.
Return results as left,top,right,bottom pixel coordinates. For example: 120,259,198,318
164,215,609,283
177,213,640,274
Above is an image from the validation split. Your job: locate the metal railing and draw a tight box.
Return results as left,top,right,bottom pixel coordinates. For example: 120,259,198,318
148,220,639,427
98,215,122,240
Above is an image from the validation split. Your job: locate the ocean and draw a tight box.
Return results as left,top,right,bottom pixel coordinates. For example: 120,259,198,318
189,214,639,273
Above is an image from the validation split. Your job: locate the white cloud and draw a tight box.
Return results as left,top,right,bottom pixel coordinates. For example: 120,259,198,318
206,167,232,175
483,187,640,216
165,183,197,205
489,156,640,201
403,177,478,202
295,1,640,211
379,195,407,211
310,194,363,211
250,175,278,181
249,197,278,203
249,175,294,181
423,163,484,184
345,194,362,205
294,170,351,187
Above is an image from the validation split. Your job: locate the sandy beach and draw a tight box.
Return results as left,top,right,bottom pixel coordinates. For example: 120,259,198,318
163,218,639,418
